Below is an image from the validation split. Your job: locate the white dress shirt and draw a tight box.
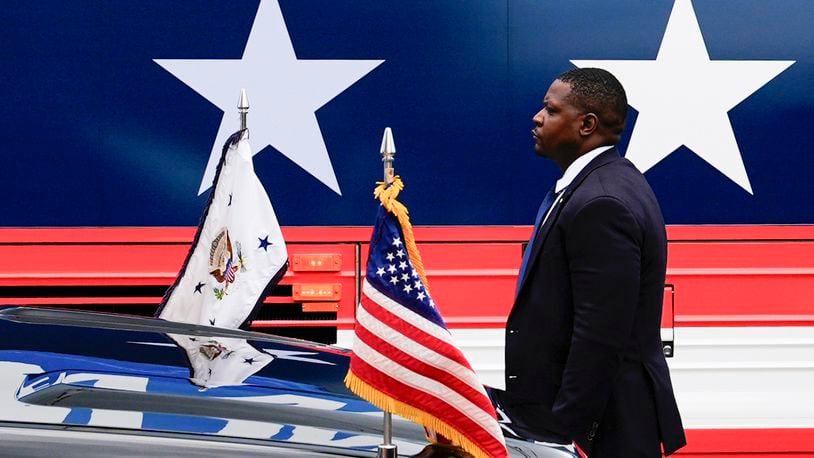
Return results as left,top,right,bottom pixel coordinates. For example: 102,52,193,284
555,145,613,193
541,145,614,226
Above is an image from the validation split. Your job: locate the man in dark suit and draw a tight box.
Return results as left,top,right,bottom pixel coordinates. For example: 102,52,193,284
502,68,686,457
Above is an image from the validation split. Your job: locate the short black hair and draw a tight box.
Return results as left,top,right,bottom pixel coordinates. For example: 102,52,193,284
557,67,628,135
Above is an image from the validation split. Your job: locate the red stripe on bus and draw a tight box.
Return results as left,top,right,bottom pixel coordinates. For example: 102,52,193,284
677,428,814,455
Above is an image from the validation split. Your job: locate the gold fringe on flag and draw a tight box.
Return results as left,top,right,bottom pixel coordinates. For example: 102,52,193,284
345,371,484,458
373,176,432,295
350,176,504,458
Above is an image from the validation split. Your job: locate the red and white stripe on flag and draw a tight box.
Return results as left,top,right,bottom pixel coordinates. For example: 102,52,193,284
345,178,507,458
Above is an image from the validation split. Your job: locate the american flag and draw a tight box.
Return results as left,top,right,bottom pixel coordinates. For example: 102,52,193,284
223,259,236,283
345,178,507,458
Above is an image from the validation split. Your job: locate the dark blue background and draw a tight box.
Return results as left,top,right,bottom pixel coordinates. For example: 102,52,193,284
1,1,810,226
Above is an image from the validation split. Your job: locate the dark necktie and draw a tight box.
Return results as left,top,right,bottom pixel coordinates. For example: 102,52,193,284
516,186,558,291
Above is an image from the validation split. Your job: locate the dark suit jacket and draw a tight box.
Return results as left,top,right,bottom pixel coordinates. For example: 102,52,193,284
504,148,686,456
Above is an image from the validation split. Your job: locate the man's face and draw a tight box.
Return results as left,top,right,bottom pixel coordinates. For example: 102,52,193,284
531,80,583,161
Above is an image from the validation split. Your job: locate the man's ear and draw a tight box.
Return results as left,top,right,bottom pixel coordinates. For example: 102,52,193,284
580,113,599,136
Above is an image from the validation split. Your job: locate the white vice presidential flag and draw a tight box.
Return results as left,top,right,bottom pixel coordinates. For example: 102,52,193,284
157,130,288,329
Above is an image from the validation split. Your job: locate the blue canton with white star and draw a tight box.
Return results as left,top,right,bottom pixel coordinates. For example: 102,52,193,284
366,206,445,328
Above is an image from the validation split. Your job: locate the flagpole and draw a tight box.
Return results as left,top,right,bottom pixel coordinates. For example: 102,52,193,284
238,88,249,131
381,127,396,186
377,127,397,458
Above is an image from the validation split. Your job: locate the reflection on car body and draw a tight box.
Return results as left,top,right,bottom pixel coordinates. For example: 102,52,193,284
0,307,574,457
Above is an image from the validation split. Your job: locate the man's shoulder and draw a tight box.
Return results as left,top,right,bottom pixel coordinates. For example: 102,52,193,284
564,156,659,220
568,157,641,198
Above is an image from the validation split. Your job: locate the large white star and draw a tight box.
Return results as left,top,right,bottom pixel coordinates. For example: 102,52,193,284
155,0,384,195
572,0,793,194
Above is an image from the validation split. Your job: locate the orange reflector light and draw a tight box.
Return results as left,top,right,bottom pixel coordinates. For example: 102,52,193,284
291,254,342,272
302,302,339,313
292,283,342,301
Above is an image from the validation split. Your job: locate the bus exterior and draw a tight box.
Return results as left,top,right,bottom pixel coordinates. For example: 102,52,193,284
1,1,813,456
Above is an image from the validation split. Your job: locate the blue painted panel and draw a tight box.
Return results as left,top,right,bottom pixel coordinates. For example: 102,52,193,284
0,1,810,225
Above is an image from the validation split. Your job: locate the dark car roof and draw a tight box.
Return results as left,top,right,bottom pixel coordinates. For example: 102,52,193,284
0,307,570,457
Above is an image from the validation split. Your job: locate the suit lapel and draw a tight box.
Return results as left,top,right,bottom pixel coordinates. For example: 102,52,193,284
516,148,621,296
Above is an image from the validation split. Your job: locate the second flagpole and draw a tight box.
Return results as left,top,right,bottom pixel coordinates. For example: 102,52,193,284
377,126,397,458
